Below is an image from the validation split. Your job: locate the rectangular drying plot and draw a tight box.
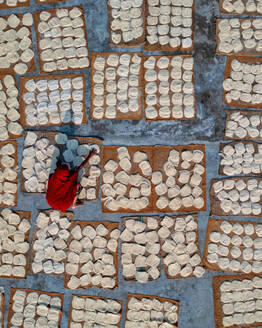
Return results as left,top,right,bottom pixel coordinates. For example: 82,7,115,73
159,214,205,280
0,209,31,279
153,144,206,213
125,293,179,328
7,288,63,328
0,74,22,141
101,146,155,213
69,295,122,328
219,141,262,176
120,216,161,283
21,131,103,203
33,7,89,74
91,52,143,120
220,0,262,15
210,177,262,217
0,141,18,207
143,55,196,121
217,18,262,56
30,209,74,276
213,273,262,328
223,56,262,109
107,0,146,47
0,13,35,74
64,221,119,290
20,74,86,127
0,0,30,9
225,110,262,141
145,0,194,52
204,217,262,275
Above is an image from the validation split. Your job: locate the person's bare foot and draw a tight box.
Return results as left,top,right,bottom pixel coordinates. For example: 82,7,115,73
72,198,84,209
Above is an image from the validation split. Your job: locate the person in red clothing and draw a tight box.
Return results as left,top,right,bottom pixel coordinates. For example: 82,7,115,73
46,149,97,212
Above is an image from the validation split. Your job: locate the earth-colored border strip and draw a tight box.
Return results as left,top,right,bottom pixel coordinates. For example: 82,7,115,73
90,52,143,120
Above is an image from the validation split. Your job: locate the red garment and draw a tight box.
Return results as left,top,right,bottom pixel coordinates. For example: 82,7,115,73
46,163,78,212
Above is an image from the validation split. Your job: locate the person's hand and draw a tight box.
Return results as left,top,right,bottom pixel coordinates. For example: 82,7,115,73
77,149,98,171
89,148,97,158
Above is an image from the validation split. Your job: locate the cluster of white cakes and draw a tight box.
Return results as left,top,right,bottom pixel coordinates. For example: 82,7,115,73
121,217,161,283
107,0,144,45
0,209,30,278
153,148,205,211
31,210,72,275
22,132,59,193
36,7,89,72
10,289,62,328
125,296,179,328
0,74,22,141
22,75,84,126
70,296,122,328
218,18,262,54
207,219,262,273
225,111,262,140
92,53,142,119
102,147,153,211
66,223,120,290
161,215,205,278
146,0,193,50
221,0,262,14
223,58,262,106
0,141,17,206
220,141,262,175
144,55,195,120
0,0,29,8
212,178,262,215
0,13,34,74
219,276,262,327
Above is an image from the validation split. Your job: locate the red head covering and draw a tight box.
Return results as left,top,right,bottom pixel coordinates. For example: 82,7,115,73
46,163,79,212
